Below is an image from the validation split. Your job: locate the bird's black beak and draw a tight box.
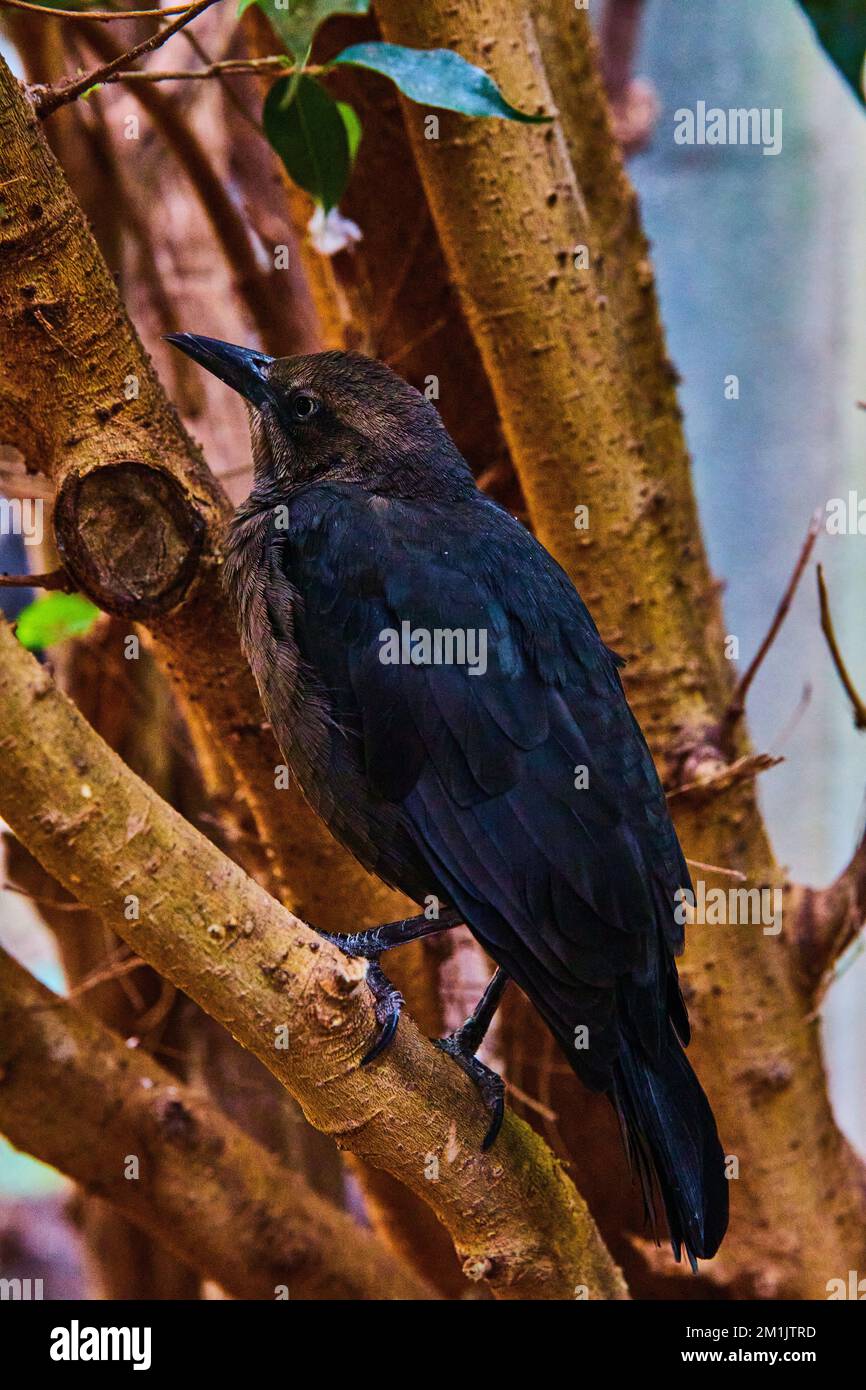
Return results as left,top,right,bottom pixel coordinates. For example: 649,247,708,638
165,333,275,409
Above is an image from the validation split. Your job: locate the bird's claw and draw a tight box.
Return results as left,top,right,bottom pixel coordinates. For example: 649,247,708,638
360,961,403,1065
433,1031,506,1151
308,925,402,1063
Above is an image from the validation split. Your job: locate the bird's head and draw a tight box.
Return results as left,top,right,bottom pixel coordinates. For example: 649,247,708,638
166,334,474,502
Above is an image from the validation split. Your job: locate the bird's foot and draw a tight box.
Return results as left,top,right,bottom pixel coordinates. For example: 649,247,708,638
307,927,402,1063
433,1030,505,1151
308,912,462,1067
360,961,403,1065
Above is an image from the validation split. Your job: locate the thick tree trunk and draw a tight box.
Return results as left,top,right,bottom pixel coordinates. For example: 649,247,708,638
0,52,408,934
374,0,866,1297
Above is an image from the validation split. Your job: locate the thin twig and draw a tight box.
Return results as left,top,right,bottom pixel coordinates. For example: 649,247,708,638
0,0,190,17
32,0,223,118
505,1080,558,1124
0,568,75,592
2,881,90,911
684,857,747,883
76,22,292,354
64,953,147,1003
817,563,866,730
722,508,822,737
667,751,782,801
96,55,301,83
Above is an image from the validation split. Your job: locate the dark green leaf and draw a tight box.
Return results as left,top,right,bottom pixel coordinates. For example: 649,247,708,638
15,593,100,651
798,2,866,104
263,73,351,211
331,42,549,122
238,0,370,61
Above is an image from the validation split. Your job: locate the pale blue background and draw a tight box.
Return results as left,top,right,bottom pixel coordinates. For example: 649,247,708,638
630,0,866,1149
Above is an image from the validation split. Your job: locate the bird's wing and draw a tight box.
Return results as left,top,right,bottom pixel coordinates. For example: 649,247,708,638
280,485,691,1090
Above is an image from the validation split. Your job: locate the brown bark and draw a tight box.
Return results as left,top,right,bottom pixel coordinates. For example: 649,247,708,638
0,616,626,1300
0,51,409,932
74,23,320,360
0,946,434,1301
373,0,866,1298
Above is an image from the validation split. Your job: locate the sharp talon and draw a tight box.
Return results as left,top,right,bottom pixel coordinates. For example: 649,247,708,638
360,961,402,1065
433,1034,506,1151
361,1007,399,1065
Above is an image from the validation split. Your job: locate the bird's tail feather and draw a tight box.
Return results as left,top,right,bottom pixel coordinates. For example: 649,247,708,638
612,1029,728,1269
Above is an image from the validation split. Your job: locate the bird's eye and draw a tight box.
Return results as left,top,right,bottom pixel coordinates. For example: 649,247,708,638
290,393,319,422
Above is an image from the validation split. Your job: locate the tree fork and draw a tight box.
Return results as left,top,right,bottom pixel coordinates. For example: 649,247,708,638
373,0,866,1297
0,53,406,930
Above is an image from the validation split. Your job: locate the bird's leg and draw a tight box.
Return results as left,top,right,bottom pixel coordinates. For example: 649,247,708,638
311,906,463,960
433,967,510,1151
310,907,463,1066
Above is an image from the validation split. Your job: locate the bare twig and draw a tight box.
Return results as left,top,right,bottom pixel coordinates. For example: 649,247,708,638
667,752,782,801
817,564,866,730
2,880,90,911
722,509,822,738
0,568,74,592
31,0,223,118
94,55,302,83
73,23,295,355
684,857,747,883
0,0,190,17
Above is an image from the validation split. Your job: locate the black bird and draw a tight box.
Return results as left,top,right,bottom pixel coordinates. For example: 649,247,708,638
167,333,729,1268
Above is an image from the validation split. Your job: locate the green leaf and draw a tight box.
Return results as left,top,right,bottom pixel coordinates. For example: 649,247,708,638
15,592,100,651
238,0,370,61
798,2,866,104
337,100,362,164
331,42,549,122
263,73,351,211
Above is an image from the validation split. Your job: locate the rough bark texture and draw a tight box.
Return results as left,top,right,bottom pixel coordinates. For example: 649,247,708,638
373,0,866,1297
0,52,408,932
0,619,627,1301
0,947,434,1301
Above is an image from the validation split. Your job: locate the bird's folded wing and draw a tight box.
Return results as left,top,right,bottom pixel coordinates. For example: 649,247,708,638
282,486,690,1085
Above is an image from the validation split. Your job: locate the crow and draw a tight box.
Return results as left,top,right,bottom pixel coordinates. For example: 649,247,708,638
167,333,729,1267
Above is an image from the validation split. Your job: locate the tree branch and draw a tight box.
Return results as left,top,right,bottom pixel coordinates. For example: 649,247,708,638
788,829,866,996
0,567,73,591
91,56,300,84
817,563,866,730
0,51,404,932
0,944,434,1300
31,0,223,117
721,510,821,739
0,618,627,1301
0,0,191,19
373,0,866,1298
